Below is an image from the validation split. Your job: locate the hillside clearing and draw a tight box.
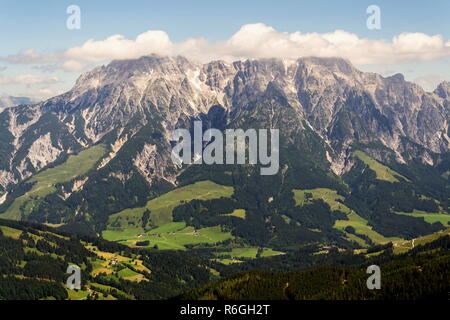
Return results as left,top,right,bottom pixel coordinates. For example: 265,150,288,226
353,150,408,183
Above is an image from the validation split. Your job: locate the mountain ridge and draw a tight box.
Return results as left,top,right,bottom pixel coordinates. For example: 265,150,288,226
0,55,448,250
1,55,448,190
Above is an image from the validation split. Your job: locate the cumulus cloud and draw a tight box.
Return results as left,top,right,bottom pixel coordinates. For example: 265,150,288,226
64,31,174,63
61,23,450,65
2,23,450,70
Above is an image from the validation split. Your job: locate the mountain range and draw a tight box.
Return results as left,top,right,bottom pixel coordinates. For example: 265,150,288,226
0,54,448,254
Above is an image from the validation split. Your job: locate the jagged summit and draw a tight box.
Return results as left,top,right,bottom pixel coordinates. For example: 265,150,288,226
0,55,448,192
435,81,450,99
0,54,448,248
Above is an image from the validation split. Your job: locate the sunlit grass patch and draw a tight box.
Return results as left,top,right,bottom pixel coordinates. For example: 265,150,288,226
394,210,450,225
353,150,408,182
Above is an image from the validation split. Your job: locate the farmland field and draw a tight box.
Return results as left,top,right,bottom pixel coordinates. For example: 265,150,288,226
107,225,233,250
86,245,151,282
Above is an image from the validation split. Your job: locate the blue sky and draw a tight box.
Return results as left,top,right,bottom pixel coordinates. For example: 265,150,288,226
1,0,449,99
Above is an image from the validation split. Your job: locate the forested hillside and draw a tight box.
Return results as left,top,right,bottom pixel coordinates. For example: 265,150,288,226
0,219,211,300
179,235,450,300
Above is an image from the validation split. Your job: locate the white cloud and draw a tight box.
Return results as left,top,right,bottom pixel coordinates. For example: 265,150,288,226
0,74,60,86
65,31,173,63
61,23,450,65
2,23,450,71
62,60,88,72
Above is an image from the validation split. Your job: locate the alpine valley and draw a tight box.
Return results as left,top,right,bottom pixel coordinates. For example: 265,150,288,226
0,55,449,300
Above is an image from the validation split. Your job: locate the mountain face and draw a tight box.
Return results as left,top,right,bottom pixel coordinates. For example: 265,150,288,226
0,55,448,247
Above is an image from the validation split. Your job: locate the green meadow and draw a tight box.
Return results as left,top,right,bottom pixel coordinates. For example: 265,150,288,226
222,209,246,219
293,188,352,213
0,226,22,239
215,247,284,259
67,289,90,300
1,144,105,220
148,221,187,234
213,258,243,265
107,180,234,228
293,187,401,245
334,211,401,245
345,232,367,247
394,210,450,226
106,225,233,251
390,228,450,254
104,180,235,250
353,150,407,183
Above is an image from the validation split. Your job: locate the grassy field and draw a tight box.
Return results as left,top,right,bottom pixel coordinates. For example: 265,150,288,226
334,211,401,244
102,221,188,242
86,245,151,282
222,209,246,219
107,180,234,228
67,287,117,300
90,283,132,299
345,232,368,247
293,187,401,245
104,180,235,250
390,228,450,254
353,150,407,182
213,258,243,265
394,210,450,226
293,188,352,213
215,247,284,259
0,144,105,220
0,226,22,239
67,289,90,300
107,225,234,250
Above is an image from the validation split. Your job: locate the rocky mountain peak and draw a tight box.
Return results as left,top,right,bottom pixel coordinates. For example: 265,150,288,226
434,81,450,99
0,55,448,192
299,57,356,74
